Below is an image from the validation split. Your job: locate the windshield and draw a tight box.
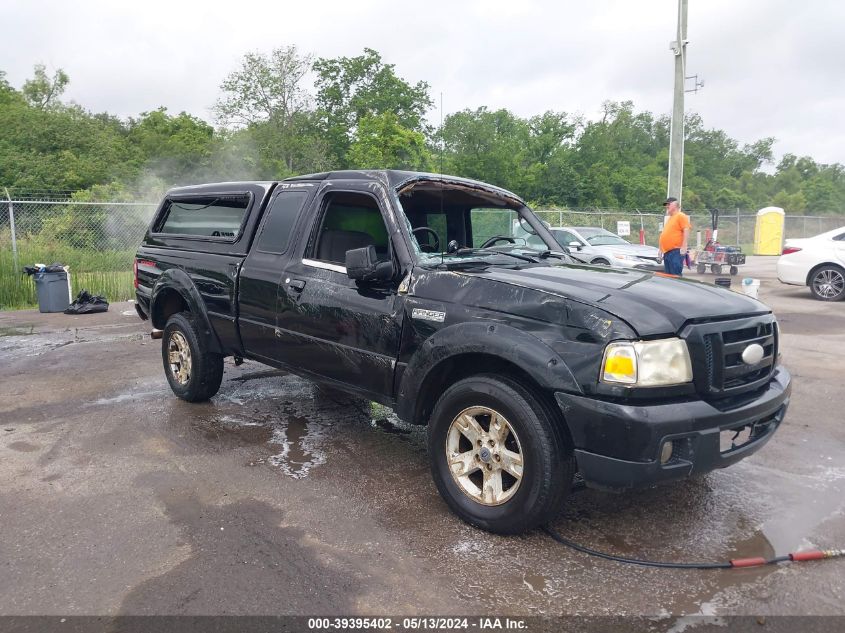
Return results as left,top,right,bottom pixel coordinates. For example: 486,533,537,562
397,181,575,267
574,227,630,246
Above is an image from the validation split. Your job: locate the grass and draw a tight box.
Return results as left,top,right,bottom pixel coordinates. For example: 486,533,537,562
0,238,136,310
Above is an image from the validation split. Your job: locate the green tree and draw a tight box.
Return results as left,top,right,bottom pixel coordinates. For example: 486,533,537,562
214,46,327,175
126,108,214,181
347,112,432,170
439,107,531,193
313,48,432,167
0,78,133,192
22,64,69,110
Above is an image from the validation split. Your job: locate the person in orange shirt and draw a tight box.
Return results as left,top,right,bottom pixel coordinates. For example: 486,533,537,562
658,197,691,276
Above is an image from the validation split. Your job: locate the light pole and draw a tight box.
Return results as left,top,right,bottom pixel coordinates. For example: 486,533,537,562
667,0,688,204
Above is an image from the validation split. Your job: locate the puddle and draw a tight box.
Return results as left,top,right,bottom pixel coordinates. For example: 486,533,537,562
0,326,144,360
213,376,422,480
522,573,547,593
202,418,273,446
268,413,329,479
92,389,165,405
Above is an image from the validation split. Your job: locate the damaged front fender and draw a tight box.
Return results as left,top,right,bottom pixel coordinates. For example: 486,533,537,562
394,321,581,425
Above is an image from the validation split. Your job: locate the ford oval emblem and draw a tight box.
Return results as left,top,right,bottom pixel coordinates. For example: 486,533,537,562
741,343,765,366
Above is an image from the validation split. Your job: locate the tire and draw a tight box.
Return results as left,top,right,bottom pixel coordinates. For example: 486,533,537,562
729,266,739,276
593,259,610,266
711,264,723,275
162,312,224,402
427,375,576,534
696,263,707,274
809,265,845,301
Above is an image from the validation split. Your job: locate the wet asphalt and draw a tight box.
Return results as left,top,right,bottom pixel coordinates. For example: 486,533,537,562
0,257,844,620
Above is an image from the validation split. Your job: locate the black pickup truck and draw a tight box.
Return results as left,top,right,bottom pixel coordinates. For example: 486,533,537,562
135,170,791,534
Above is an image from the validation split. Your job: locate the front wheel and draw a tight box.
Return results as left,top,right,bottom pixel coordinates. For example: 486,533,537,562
162,312,224,402
810,265,845,301
427,375,575,534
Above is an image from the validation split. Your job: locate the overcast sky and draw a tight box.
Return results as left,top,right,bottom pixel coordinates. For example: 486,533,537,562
2,0,843,165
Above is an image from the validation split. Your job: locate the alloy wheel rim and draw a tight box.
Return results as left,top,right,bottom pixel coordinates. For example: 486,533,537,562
445,406,524,506
813,269,844,299
167,331,192,385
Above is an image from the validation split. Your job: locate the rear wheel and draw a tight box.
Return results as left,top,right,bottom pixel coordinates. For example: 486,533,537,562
809,265,845,301
696,263,707,274
729,266,739,276
711,264,723,275
162,312,224,401
427,375,575,534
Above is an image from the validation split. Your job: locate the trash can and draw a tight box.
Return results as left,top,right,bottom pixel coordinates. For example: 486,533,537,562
34,270,72,313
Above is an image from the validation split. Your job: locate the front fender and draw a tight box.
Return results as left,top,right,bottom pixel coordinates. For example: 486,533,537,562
150,268,223,354
395,321,582,422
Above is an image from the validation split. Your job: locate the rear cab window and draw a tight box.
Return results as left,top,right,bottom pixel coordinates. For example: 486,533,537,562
154,194,252,241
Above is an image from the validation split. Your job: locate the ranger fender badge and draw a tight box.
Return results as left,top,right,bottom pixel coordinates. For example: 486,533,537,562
412,308,446,323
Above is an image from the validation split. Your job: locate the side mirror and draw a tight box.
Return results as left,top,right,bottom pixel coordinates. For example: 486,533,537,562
345,246,394,282
569,241,583,250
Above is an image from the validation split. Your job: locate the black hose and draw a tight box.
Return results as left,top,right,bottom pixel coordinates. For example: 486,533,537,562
544,525,845,570
542,525,732,570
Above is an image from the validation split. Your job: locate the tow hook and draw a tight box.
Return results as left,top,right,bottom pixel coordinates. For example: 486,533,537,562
150,329,163,340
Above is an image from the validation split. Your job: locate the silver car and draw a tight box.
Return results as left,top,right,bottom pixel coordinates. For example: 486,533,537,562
531,226,661,269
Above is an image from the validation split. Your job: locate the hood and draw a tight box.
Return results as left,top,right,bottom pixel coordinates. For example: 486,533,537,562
468,264,769,336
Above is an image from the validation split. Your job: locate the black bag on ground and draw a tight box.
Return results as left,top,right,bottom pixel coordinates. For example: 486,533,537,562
64,289,109,314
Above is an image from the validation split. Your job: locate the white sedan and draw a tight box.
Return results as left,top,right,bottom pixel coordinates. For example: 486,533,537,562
528,226,661,269
777,226,845,301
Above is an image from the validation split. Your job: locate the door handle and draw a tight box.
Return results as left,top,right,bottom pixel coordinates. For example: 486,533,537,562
288,278,306,292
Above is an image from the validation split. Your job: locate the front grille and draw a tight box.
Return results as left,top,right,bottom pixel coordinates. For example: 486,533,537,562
686,316,778,398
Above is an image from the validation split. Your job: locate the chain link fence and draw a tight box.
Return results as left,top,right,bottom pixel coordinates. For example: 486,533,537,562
2,196,845,309
532,208,845,252
1,199,157,309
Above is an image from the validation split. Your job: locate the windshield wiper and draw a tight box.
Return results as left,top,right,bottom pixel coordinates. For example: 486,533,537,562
455,248,541,264
534,249,568,260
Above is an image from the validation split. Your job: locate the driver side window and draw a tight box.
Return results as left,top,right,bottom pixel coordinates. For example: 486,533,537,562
308,192,390,265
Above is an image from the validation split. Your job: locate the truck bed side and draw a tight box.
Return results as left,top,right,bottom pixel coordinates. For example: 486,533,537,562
135,182,276,356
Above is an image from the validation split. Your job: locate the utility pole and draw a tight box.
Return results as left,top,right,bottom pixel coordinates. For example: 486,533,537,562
667,0,688,204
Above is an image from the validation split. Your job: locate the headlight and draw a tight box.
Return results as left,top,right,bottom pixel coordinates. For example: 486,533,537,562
601,338,693,387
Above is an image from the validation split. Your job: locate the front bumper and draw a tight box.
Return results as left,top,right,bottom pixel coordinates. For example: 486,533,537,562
555,366,791,491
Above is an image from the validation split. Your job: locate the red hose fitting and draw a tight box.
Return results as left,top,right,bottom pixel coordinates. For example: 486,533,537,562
730,557,767,568
789,549,845,562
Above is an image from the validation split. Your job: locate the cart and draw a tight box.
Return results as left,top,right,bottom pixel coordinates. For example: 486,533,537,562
694,245,746,275
692,208,746,276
